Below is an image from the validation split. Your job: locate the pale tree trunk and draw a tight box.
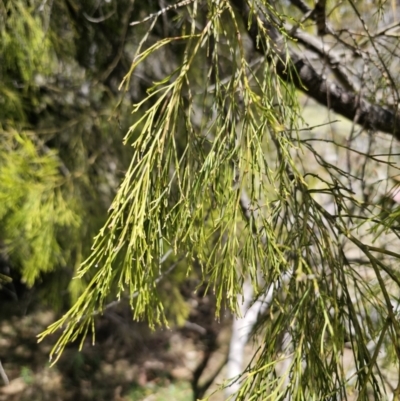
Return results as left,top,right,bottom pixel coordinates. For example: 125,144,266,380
225,276,292,399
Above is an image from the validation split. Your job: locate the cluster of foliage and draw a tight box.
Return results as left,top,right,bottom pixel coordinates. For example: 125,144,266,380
3,0,400,400
1,0,148,304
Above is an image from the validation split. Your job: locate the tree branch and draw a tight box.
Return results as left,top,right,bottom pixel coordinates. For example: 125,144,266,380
289,27,357,91
289,0,311,14
314,0,327,36
231,0,400,139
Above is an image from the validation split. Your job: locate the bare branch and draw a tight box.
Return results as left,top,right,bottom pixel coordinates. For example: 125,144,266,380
289,0,311,14
314,0,327,36
289,27,357,91
231,0,400,139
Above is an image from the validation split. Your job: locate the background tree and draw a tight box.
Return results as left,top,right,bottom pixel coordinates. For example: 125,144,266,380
3,0,400,400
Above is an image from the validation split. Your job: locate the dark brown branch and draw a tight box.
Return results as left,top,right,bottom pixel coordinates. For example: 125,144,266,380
289,0,332,35
289,0,311,14
191,327,218,400
231,0,400,139
289,28,356,91
314,0,327,36
281,56,400,138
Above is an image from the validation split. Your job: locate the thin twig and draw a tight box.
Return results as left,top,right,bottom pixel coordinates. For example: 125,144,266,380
83,10,115,23
130,0,194,26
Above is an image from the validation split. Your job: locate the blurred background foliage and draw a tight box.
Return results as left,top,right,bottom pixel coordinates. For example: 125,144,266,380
0,1,201,397
0,0,189,311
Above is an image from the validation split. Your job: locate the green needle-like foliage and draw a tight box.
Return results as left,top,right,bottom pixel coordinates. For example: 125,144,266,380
2,0,400,399
40,1,300,357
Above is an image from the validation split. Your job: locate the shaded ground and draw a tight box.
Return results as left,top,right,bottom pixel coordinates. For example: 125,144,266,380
0,295,231,401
